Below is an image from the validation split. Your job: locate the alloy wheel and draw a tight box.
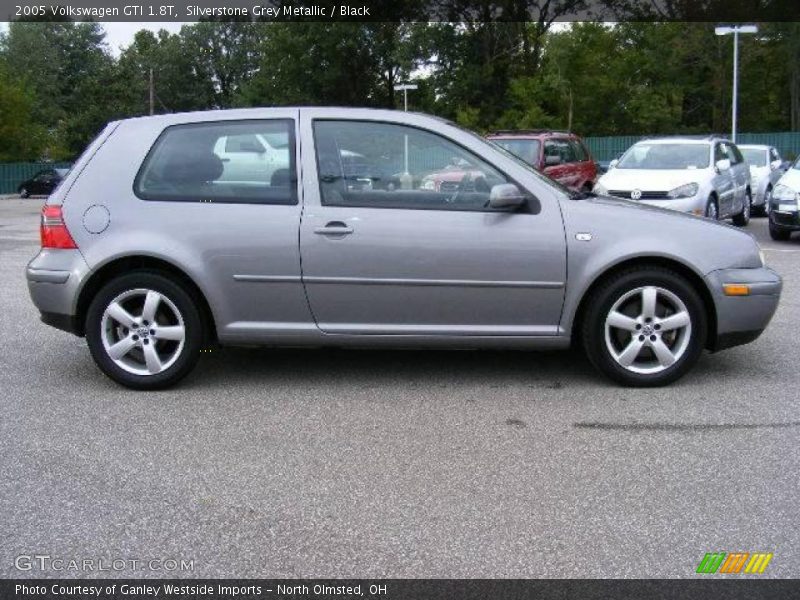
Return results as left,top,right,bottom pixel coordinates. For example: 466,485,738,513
100,288,186,376
604,286,693,375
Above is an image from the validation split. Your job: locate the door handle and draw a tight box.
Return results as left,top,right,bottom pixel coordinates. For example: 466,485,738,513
314,221,354,236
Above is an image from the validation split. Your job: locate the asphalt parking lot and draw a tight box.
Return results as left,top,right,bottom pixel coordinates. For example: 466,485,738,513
1,196,799,579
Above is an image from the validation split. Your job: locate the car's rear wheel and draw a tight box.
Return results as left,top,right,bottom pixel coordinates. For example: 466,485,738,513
582,268,707,387
85,271,203,390
732,189,751,226
769,220,792,241
705,196,718,220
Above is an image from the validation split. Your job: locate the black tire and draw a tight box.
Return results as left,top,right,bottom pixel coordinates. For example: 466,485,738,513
732,189,751,226
85,271,203,390
755,187,771,217
769,220,791,241
705,196,719,220
19,187,29,199
581,267,707,387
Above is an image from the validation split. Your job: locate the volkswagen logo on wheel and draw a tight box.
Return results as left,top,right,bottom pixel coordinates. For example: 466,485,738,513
630,189,642,200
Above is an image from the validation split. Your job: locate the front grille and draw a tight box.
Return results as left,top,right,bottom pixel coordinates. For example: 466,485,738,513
608,190,670,200
439,181,459,192
771,211,799,227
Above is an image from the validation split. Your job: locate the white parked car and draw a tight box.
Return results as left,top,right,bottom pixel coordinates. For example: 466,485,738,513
738,144,784,216
594,136,752,226
768,157,800,241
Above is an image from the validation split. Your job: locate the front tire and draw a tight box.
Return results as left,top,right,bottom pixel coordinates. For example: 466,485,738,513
582,268,707,387
705,196,719,220
756,186,771,217
19,187,29,199
732,189,751,226
85,271,203,390
769,220,792,241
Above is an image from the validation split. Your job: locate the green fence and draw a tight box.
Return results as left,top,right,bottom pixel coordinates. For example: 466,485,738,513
0,162,72,195
584,132,800,162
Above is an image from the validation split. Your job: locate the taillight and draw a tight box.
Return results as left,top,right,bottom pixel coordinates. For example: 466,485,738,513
40,205,77,249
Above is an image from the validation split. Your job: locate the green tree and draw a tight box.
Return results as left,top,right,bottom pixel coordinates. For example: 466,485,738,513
0,64,46,161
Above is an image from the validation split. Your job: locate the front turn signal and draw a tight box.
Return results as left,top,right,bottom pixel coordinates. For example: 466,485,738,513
723,284,750,296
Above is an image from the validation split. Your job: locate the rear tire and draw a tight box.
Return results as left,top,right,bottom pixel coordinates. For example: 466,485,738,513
85,271,203,390
732,189,751,226
582,267,707,387
769,220,791,241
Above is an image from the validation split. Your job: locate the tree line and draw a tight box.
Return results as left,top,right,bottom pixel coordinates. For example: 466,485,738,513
1,18,799,162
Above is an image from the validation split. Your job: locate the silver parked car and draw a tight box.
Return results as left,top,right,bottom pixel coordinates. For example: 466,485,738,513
738,144,785,216
595,136,752,225
26,108,781,389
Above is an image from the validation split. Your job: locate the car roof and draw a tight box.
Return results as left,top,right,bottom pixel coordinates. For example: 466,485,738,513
486,130,577,139
634,137,721,145
737,144,770,150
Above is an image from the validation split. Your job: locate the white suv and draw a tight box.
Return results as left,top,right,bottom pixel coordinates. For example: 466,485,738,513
594,136,752,225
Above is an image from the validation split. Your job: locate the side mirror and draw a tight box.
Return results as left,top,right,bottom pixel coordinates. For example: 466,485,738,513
715,158,731,172
609,159,619,169
489,183,526,210
544,155,562,166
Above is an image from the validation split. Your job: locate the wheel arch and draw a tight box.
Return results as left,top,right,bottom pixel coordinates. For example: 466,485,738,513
570,256,717,350
75,255,217,342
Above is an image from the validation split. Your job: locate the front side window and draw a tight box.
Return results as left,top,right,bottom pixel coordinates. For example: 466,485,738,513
135,119,296,205
313,120,512,211
544,139,577,164
570,140,588,162
618,143,710,170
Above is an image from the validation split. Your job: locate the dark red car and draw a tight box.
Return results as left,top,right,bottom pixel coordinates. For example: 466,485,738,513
486,130,597,192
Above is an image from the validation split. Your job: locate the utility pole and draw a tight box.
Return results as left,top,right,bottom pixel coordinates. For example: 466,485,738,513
715,25,757,142
149,68,154,116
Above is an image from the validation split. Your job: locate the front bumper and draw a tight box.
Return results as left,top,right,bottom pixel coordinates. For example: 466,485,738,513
704,267,782,351
769,208,800,231
639,196,706,215
26,249,91,335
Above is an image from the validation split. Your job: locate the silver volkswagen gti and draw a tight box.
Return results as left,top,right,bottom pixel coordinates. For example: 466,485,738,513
26,108,782,389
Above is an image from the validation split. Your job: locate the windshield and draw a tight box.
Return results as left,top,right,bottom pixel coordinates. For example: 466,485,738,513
617,143,710,170
490,139,541,165
740,148,767,167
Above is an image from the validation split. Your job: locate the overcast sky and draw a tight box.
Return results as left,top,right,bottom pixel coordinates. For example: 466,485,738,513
0,21,184,55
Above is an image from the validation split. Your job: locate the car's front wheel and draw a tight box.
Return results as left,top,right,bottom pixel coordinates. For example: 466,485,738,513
85,271,203,390
732,189,751,226
705,196,718,220
582,268,707,386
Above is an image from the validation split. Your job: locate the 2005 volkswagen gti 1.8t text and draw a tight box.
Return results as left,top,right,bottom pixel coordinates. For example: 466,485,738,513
26,108,782,389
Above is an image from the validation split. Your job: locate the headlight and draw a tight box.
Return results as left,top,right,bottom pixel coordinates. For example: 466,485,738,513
420,179,436,191
593,182,608,195
667,182,699,199
773,184,799,211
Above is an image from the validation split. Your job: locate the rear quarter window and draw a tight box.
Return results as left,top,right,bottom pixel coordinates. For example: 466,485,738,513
134,119,296,205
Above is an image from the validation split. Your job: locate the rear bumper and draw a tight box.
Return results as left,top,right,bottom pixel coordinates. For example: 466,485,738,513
26,249,90,336
704,267,782,351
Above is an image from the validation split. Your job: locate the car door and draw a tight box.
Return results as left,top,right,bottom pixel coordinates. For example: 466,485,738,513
542,139,577,188
713,142,737,216
298,110,567,337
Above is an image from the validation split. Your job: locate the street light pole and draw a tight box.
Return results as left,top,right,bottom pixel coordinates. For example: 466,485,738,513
715,24,758,143
393,83,419,188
